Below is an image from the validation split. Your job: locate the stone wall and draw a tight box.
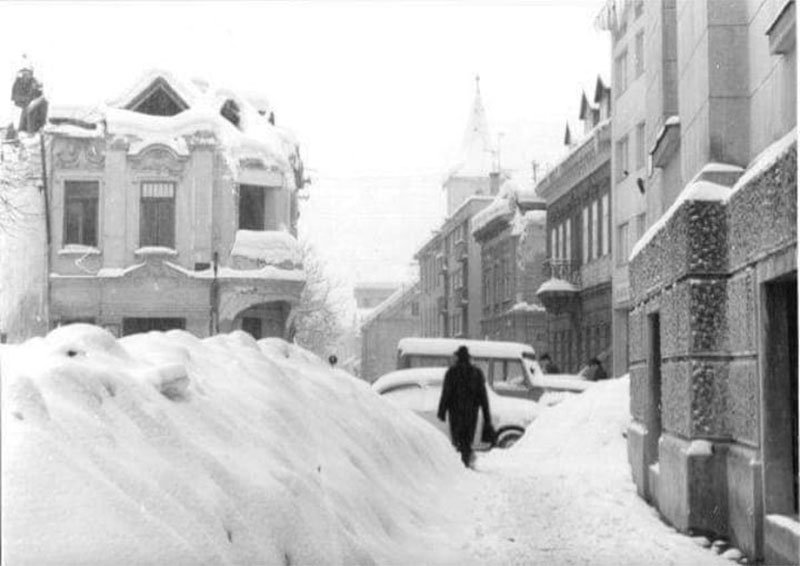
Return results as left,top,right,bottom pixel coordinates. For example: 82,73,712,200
626,142,797,561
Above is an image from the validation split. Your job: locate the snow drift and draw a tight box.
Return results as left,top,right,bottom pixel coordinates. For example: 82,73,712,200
1,325,464,565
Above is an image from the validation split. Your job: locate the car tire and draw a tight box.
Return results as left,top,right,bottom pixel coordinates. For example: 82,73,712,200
495,428,524,449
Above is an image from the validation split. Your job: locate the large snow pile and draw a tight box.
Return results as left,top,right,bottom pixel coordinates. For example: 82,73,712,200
458,377,731,565
1,325,464,565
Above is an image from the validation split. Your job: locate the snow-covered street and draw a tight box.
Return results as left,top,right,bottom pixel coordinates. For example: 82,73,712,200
448,378,733,566
1,325,738,565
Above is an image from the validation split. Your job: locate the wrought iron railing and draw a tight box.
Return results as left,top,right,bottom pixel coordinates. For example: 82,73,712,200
544,259,582,288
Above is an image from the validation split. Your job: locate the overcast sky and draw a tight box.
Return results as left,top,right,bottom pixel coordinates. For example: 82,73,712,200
0,0,609,296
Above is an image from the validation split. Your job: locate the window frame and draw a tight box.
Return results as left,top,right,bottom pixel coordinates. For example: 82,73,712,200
139,181,176,248
63,179,100,248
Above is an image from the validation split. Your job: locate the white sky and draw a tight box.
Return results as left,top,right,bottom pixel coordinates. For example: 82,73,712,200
0,0,610,295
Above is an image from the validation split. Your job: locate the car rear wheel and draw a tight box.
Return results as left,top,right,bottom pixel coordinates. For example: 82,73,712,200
495,428,524,449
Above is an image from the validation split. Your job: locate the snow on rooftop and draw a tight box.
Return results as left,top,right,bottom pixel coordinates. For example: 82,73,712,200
1,325,465,565
360,282,418,328
511,209,546,236
397,337,535,359
230,230,303,268
49,69,301,181
471,193,514,235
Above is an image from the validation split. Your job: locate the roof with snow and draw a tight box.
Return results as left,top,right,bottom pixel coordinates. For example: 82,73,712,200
45,69,303,186
445,77,496,182
360,282,419,328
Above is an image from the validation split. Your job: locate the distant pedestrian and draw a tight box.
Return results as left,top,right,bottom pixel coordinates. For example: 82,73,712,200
582,357,608,381
538,353,560,374
328,354,338,368
437,346,493,468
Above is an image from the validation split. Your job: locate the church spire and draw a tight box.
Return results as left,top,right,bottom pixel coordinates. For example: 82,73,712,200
447,75,495,180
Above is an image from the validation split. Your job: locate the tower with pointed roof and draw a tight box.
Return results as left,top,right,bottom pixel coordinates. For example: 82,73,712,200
443,76,499,216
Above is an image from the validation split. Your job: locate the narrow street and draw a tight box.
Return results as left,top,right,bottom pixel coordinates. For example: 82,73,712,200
448,379,733,566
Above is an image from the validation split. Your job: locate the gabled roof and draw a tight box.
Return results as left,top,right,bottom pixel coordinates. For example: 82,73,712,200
593,75,610,104
578,91,593,121
106,69,202,111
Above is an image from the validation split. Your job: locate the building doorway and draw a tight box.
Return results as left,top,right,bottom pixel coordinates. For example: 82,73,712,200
241,317,262,340
645,311,662,500
762,273,798,518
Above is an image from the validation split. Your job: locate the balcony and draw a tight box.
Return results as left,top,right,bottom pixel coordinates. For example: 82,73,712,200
537,259,581,314
544,259,581,287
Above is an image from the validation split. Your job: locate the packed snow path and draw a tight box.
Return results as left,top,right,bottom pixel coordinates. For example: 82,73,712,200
447,378,733,566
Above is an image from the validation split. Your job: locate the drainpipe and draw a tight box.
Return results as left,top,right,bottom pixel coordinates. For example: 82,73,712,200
39,132,51,330
210,250,219,335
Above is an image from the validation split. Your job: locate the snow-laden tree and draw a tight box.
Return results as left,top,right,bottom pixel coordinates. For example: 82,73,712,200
0,137,48,341
292,241,347,358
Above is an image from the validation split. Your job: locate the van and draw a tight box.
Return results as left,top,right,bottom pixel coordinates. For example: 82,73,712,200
396,337,591,401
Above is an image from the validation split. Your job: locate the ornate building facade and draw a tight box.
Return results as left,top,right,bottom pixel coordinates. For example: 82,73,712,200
535,79,614,373
41,70,306,338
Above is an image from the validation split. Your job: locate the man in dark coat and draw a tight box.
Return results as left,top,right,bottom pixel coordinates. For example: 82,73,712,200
437,346,492,467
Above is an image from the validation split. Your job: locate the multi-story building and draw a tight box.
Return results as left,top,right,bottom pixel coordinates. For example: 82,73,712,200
417,196,493,339
36,69,306,339
354,282,399,316
472,176,548,351
599,0,797,562
360,282,420,382
597,0,649,378
416,78,501,339
534,79,614,373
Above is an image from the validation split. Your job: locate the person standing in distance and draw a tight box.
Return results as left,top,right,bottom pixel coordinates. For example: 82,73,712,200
437,346,492,468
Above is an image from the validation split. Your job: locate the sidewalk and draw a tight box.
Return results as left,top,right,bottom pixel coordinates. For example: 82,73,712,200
447,378,735,566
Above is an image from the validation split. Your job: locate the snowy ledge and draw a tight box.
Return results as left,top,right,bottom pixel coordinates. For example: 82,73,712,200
536,278,579,294
629,130,797,263
58,245,102,256
134,246,178,257
165,261,306,282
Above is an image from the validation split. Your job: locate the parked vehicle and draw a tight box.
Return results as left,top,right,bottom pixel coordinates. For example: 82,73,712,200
372,367,540,449
395,337,590,401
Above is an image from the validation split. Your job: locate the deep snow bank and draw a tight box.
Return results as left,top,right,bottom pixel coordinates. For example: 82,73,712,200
1,325,463,566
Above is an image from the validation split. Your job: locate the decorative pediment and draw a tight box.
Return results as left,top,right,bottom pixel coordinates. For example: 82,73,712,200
54,138,106,170
129,145,187,177
126,77,189,116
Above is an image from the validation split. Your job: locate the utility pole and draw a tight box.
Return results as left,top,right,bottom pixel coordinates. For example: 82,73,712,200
531,160,539,183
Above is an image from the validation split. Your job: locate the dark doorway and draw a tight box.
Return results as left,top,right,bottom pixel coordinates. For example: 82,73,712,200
762,273,798,516
241,317,262,340
122,317,186,336
239,185,265,230
646,312,662,479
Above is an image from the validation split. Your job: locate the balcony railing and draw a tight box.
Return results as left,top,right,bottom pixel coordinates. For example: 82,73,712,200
544,259,582,288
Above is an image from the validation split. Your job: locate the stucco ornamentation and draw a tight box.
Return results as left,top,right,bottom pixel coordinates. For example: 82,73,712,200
54,139,105,170
129,146,186,177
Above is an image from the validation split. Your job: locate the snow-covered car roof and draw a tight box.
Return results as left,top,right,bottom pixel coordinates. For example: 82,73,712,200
397,337,536,359
372,368,446,394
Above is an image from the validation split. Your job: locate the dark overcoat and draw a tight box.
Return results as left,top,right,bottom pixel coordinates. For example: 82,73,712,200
437,361,492,447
